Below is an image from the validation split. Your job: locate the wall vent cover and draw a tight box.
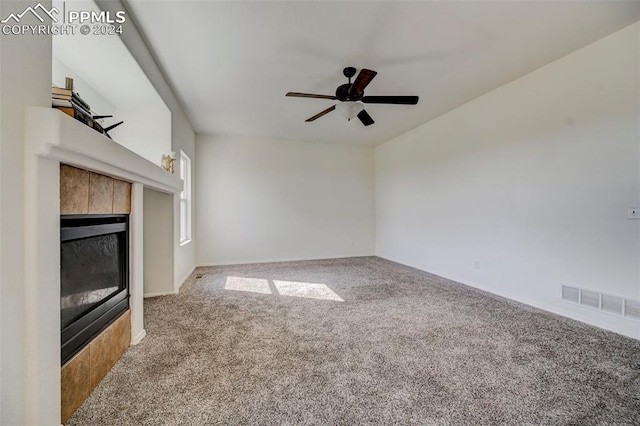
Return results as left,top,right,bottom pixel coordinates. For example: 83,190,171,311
580,289,600,309
624,299,640,320
601,294,624,316
561,284,639,321
561,285,580,303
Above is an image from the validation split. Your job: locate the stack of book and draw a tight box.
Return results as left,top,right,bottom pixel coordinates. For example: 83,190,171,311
52,86,105,135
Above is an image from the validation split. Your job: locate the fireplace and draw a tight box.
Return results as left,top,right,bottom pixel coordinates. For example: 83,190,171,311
60,214,130,365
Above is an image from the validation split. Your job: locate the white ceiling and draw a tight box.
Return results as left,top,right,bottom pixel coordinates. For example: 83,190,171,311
126,1,639,146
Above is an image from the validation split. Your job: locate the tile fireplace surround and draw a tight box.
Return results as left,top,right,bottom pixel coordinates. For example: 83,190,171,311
59,165,133,422
24,107,182,423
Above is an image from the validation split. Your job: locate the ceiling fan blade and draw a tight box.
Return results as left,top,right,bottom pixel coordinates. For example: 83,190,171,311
357,109,375,126
361,95,419,105
305,105,336,122
349,69,377,97
286,92,337,100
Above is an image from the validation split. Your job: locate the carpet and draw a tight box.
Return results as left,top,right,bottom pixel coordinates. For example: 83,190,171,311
67,257,640,425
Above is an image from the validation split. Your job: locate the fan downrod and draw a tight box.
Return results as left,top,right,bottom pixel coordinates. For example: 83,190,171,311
337,67,360,101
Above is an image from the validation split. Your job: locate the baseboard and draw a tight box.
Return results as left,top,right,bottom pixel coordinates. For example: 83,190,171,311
196,254,375,267
143,290,178,298
175,265,196,292
131,329,146,345
376,255,640,341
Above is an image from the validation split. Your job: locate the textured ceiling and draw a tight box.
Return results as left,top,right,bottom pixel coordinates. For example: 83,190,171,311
126,1,640,146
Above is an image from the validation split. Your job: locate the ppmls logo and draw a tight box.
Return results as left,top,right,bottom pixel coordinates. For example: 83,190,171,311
2,2,125,36
0,3,58,24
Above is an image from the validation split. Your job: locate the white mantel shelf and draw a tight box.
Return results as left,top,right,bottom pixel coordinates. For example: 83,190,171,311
26,106,182,194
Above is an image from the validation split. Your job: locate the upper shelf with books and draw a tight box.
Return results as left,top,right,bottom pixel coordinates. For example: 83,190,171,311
27,106,182,194
51,83,124,139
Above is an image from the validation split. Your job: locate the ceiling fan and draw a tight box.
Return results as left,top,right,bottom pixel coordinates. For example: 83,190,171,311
286,67,419,126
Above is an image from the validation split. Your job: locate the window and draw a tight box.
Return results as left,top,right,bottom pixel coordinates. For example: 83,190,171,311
179,150,192,245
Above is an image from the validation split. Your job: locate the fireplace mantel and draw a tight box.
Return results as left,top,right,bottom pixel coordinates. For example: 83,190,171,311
26,107,182,195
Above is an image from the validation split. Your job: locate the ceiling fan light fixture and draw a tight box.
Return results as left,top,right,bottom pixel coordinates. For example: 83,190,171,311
337,101,365,120
286,67,418,126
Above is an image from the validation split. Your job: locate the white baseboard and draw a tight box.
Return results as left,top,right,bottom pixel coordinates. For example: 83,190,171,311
196,254,375,267
144,290,178,298
175,265,196,292
376,255,640,341
131,329,146,345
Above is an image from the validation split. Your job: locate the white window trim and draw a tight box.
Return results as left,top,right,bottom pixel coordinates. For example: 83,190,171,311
179,149,192,246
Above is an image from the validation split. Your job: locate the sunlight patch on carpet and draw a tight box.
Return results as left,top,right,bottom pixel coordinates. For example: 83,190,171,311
225,276,271,294
224,276,344,301
273,280,344,302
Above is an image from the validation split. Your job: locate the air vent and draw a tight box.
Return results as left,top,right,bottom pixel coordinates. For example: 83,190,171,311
580,289,600,308
561,285,579,303
624,299,640,320
560,284,639,321
601,294,624,315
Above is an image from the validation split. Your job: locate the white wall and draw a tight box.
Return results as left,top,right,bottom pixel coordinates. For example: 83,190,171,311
196,135,375,265
376,23,640,339
143,188,174,297
113,106,172,165
0,1,55,423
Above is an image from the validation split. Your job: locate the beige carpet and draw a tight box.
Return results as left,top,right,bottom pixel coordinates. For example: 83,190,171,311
68,257,640,425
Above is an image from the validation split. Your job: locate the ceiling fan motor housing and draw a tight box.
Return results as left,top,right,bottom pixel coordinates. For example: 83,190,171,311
337,66,368,100
336,83,357,101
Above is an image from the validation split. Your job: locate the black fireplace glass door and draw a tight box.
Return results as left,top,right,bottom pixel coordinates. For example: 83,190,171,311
60,232,125,328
